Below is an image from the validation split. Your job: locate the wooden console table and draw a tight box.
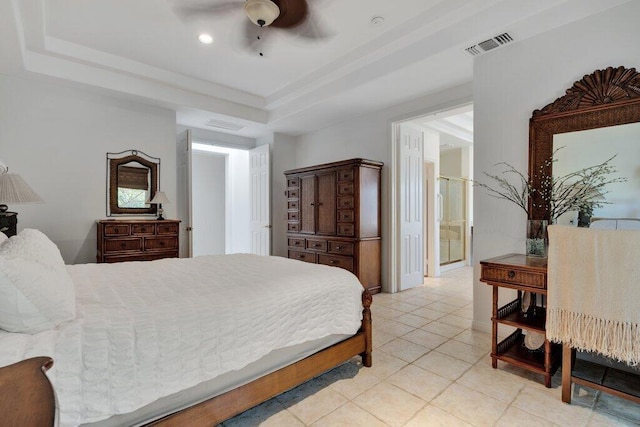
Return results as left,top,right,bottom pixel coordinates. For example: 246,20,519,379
480,254,560,387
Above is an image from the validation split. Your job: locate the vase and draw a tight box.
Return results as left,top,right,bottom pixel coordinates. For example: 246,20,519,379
526,219,548,257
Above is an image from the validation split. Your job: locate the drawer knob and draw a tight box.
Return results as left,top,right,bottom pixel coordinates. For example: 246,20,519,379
299,255,305,259
330,260,337,264
295,242,300,245
160,241,165,246
335,246,341,250
120,243,126,248
313,244,320,247
508,270,516,279
141,228,146,232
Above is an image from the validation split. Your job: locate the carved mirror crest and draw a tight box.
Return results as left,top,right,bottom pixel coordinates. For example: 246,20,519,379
107,149,160,216
528,66,640,220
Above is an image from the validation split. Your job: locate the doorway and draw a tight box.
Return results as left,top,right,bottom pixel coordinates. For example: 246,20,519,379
392,104,473,292
191,143,251,256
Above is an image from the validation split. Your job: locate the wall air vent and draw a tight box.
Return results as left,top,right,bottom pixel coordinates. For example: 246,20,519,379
465,32,514,56
204,118,244,131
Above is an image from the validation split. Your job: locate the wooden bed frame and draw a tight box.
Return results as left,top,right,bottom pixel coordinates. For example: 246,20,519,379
0,290,372,427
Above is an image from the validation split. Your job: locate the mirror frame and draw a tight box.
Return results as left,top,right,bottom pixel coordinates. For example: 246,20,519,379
528,66,640,220
107,149,160,216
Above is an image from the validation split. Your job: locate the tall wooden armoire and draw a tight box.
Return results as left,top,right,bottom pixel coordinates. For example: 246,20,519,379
284,158,383,293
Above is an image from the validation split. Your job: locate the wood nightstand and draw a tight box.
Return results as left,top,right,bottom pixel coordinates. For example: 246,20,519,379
480,253,560,387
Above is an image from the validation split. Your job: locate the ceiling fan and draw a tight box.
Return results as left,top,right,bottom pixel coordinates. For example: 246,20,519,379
174,0,331,55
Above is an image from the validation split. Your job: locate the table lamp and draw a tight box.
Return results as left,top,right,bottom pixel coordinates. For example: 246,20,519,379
149,191,170,220
0,166,44,237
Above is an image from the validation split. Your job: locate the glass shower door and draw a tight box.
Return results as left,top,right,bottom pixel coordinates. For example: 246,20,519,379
439,177,466,266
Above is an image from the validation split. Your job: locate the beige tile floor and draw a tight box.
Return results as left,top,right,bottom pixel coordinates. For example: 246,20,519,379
223,267,640,426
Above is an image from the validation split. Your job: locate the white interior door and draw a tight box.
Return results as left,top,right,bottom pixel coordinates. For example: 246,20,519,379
398,123,424,290
177,129,193,257
250,144,270,255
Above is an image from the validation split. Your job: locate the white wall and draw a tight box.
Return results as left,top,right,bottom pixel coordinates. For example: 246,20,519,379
440,148,463,177
472,1,640,332
0,73,176,264
263,133,297,257
226,148,251,253
295,83,473,292
192,151,226,256
424,128,440,277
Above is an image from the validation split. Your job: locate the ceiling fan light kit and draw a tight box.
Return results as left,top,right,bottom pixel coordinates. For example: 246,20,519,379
244,0,280,27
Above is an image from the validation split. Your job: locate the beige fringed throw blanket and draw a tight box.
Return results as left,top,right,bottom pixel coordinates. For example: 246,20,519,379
547,225,640,366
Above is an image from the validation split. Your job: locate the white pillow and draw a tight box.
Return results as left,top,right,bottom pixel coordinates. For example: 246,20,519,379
0,229,76,333
0,229,66,271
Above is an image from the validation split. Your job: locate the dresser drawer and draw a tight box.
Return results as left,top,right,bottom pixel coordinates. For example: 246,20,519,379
337,210,354,223
288,200,299,210
157,222,179,235
337,169,354,182
287,189,299,199
288,223,300,232
288,250,316,263
132,223,155,235
104,238,142,253
337,223,355,237
337,197,354,209
287,177,299,188
103,223,130,236
145,236,178,251
103,252,175,263
288,238,305,248
318,254,354,272
328,241,354,256
288,211,299,221
337,183,354,195
481,266,546,289
306,239,327,251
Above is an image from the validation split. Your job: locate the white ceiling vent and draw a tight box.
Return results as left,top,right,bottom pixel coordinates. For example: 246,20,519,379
204,118,245,131
465,32,513,56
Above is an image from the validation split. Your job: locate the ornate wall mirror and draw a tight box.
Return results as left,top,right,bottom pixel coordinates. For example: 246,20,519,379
107,150,160,216
528,66,640,221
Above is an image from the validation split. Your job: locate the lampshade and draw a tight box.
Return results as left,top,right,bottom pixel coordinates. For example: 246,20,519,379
0,173,43,207
244,0,280,27
149,191,170,205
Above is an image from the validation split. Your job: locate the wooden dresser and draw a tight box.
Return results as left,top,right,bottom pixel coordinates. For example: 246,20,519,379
97,219,180,263
284,159,383,293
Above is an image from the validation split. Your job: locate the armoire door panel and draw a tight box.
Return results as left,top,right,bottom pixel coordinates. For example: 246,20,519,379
300,175,316,234
316,173,336,235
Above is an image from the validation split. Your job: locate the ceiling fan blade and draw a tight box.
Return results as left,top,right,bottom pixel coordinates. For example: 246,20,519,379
271,0,307,29
172,1,244,21
289,12,334,41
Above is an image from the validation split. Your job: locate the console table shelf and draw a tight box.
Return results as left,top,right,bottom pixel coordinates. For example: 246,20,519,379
480,253,560,387
495,298,546,332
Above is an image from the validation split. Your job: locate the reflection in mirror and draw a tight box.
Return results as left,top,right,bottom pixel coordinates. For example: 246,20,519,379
117,162,151,208
107,150,160,216
553,122,639,226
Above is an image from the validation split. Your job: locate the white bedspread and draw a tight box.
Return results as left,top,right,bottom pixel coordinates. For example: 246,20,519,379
0,254,364,426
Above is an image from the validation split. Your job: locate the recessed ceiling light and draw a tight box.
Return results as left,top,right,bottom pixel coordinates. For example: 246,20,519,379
370,16,385,26
198,33,214,44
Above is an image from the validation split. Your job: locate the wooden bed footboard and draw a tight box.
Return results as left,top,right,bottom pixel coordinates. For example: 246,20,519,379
0,356,55,427
149,289,373,426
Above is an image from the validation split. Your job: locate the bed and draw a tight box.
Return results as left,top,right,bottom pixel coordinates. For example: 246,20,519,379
0,229,372,426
